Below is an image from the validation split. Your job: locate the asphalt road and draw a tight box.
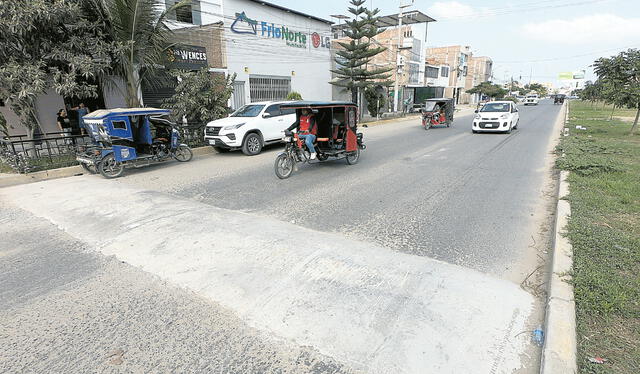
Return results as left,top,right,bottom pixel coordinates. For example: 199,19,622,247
0,100,562,373
123,99,562,279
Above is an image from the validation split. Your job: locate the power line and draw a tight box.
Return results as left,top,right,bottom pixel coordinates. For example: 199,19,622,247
493,46,634,64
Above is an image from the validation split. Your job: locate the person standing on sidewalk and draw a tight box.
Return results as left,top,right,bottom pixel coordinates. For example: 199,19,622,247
56,109,71,134
70,103,90,135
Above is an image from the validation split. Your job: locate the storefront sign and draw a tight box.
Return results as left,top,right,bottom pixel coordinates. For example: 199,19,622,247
311,32,330,49
165,45,208,70
231,11,319,49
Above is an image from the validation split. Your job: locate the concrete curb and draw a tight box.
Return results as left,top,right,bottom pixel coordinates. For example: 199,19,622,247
540,103,577,374
0,146,213,188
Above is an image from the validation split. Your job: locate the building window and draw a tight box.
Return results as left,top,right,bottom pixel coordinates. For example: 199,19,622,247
426,66,439,79
440,66,449,77
463,66,468,77
176,4,193,23
249,75,291,102
167,0,201,25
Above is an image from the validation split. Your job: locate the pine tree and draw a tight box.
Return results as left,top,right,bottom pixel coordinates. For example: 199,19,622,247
331,0,392,105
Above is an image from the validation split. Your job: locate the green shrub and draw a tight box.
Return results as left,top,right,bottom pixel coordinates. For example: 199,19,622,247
286,91,303,100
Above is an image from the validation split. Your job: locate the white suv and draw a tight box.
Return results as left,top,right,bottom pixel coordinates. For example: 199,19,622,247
523,94,539,106
204,101,296,155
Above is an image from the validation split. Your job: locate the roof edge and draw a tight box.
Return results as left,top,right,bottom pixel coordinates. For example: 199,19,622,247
249,0,333,24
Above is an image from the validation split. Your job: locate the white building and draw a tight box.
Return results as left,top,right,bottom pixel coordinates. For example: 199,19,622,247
165,0,334,109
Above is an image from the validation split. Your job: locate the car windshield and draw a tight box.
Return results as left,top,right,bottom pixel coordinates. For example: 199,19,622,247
480,103,510,112
230,105,265,117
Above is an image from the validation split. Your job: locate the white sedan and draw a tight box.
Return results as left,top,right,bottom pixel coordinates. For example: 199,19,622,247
472,101,520,134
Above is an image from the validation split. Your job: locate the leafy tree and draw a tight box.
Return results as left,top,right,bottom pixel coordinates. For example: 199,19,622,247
593,49,640,135
98,0,187,107
331,0,392,105
525,83,549,97
162,69,235,124
286,91,303,100
0,112,8,137
467,82,507,99
0,0,116,137
363,86,385,117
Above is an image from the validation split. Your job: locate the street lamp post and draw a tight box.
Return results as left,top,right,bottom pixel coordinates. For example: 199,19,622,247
393,0,414,113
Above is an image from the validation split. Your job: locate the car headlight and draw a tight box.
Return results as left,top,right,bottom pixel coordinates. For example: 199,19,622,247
223,123,245,130
474,114,481,119
500,114,509,119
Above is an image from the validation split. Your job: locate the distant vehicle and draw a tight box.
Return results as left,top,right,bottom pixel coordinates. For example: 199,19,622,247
472,101,520,134
553,94,566,105
523,94,539,106
420,98,454,130
204,101,296,155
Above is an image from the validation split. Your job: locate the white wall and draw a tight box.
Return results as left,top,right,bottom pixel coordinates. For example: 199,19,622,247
35,89,66,133
220,0,332,102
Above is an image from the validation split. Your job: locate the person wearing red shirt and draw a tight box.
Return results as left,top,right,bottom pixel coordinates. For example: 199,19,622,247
286,108,317,159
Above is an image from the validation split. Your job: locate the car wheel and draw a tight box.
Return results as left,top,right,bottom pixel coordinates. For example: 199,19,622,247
242,133,262,156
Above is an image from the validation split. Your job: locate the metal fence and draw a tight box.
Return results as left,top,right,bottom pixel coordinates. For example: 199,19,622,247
1,125,207,174
1,132,94,174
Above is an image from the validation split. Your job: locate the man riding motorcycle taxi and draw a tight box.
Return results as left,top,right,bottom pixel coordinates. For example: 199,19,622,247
285,108,318,159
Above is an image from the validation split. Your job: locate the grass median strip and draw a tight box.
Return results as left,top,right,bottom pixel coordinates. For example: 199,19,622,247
556,101,639,374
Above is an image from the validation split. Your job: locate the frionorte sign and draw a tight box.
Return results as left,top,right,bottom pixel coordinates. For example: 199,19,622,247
231,11,328,49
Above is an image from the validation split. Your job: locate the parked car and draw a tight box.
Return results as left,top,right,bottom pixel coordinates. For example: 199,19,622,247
472,101,520,134
523,94,539,106
204,101,296,155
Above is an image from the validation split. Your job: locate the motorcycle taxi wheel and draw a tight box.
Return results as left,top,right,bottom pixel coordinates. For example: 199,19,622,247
80,162,97,174
274,153,294,179
98,154,124,179
173,145,193,162
346,148,360,165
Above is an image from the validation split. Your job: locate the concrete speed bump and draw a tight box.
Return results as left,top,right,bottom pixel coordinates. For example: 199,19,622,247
2,178,536,373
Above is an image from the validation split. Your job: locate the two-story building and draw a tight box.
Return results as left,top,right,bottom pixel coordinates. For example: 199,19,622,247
161,0,334,109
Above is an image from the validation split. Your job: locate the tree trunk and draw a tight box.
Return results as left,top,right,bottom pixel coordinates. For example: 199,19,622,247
610,105,616,120
630,105,640,135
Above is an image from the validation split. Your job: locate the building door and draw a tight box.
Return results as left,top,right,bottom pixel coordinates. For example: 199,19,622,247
249,75,291,102
232,81,245,110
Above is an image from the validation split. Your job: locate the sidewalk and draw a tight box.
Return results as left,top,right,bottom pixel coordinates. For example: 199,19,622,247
0,146,213,188
2,177,536,374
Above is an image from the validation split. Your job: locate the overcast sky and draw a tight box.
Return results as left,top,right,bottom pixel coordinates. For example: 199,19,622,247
265,0,639,88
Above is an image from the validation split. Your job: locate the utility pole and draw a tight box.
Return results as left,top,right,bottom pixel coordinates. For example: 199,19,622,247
393,0,414,113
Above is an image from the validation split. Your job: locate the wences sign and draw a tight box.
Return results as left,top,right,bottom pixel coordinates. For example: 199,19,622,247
165,45,208,70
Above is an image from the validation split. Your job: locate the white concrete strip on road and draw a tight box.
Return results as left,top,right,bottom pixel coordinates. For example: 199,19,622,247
2,177,535,374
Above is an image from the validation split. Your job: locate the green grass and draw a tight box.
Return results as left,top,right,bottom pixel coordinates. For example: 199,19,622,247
557,101,640,374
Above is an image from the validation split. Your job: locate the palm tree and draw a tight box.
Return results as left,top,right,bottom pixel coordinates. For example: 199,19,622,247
98,0,187,107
